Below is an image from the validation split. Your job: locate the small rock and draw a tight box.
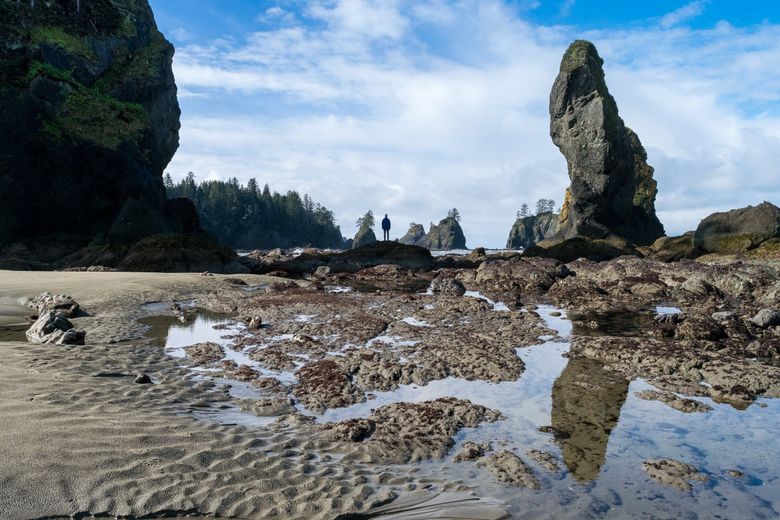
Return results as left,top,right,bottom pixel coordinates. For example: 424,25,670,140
430,277,467,297
727,469,745,478
134,374,152,384
642,458,708,491
201,271,213,277
57,329,86,345
454,441,491,462
751,308,780,328
549,311,562,317
711,311,735,322
247,316,263,329
478,450,540,489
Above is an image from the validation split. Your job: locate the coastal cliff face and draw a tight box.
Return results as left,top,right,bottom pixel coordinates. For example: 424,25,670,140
506,213,560,249
550,40,664,246
0,0,187,249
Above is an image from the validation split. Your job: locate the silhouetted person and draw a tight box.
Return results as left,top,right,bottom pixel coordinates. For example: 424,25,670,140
381,214,391,241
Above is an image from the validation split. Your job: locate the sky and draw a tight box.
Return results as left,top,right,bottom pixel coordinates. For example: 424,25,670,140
148,0,780,248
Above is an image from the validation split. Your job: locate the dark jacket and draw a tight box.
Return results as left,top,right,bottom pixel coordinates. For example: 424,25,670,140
381,217,391,231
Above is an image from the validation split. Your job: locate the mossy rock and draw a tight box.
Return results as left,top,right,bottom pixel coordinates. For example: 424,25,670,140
694,202,780,254
648,232,698,262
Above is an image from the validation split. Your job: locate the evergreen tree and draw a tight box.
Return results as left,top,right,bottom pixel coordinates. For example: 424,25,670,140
164,174,344,249
356,210,375,230
447,208,461,221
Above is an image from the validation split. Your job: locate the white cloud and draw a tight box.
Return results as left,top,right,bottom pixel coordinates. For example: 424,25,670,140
659,0,708,28
169,27,192,42
166,1,780,247
559,0,576,18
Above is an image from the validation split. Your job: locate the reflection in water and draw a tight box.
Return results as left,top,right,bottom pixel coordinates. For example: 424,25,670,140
551,357,629,482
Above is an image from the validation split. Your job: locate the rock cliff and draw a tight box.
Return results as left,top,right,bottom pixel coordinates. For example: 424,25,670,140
506,213,560,249
0,0,194,256
550,40,664,245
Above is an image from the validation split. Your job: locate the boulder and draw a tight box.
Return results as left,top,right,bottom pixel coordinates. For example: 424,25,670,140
693,202,780,255
430,277,466,296
506,213,560,249
550,40,664,245
26,310,84,344
0,0,189,255
647,232,697,262
524,235,639,263
751,309,780,328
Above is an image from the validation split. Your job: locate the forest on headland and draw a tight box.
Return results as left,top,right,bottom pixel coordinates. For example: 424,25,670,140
165,173,346,250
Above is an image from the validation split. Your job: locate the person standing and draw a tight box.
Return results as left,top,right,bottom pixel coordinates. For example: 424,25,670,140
381,214,391,241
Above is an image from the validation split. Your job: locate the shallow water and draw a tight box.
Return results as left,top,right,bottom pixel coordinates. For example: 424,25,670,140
149,304,780,518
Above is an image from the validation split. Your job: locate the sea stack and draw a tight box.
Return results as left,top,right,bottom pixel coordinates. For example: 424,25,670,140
550,40,664,245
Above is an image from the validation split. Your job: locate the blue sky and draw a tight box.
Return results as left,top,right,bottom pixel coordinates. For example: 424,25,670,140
148,0,780,247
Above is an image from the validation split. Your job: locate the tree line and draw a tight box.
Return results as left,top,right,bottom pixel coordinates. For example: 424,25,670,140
517,199,556,219
165,173,345,250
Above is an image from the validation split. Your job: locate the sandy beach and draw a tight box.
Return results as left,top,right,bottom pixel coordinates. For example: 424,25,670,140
0,272,391,518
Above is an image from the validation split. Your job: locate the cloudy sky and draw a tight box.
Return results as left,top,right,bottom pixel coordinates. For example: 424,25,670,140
148,0,780,247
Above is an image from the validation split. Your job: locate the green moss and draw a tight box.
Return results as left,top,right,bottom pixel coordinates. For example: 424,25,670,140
41,119,63,139
31,26,95,59
52,87,147,149
117,14,138,38
560,40,600,73
93,31,168,91
24,60,73,83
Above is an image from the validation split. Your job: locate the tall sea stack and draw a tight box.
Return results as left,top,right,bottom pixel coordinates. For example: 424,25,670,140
550,40,664,245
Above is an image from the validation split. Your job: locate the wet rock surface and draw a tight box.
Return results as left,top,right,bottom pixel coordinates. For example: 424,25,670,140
643,458,709,491
634,390,713,413
322,398,503,464
478,450,540,489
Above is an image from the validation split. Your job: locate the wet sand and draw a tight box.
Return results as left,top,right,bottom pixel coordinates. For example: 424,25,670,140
0,271,508,519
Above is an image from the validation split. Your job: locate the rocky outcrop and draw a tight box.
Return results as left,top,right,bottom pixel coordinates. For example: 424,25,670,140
423,217,467,250
0,0,205,265
332,241,434,273
550,40,664,246
352,226,377,249
399,223,426,247
693,202,780,255
524,235,639,263
399,218,467,251
506,213,560,249
242,241,435,275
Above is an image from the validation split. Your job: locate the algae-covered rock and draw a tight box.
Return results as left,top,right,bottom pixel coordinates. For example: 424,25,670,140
0,0,185,251
648,232,697,262
119,234,246,273
524,235,639,263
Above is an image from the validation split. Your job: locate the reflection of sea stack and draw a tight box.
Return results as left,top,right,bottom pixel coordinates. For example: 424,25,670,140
551,357,629,482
